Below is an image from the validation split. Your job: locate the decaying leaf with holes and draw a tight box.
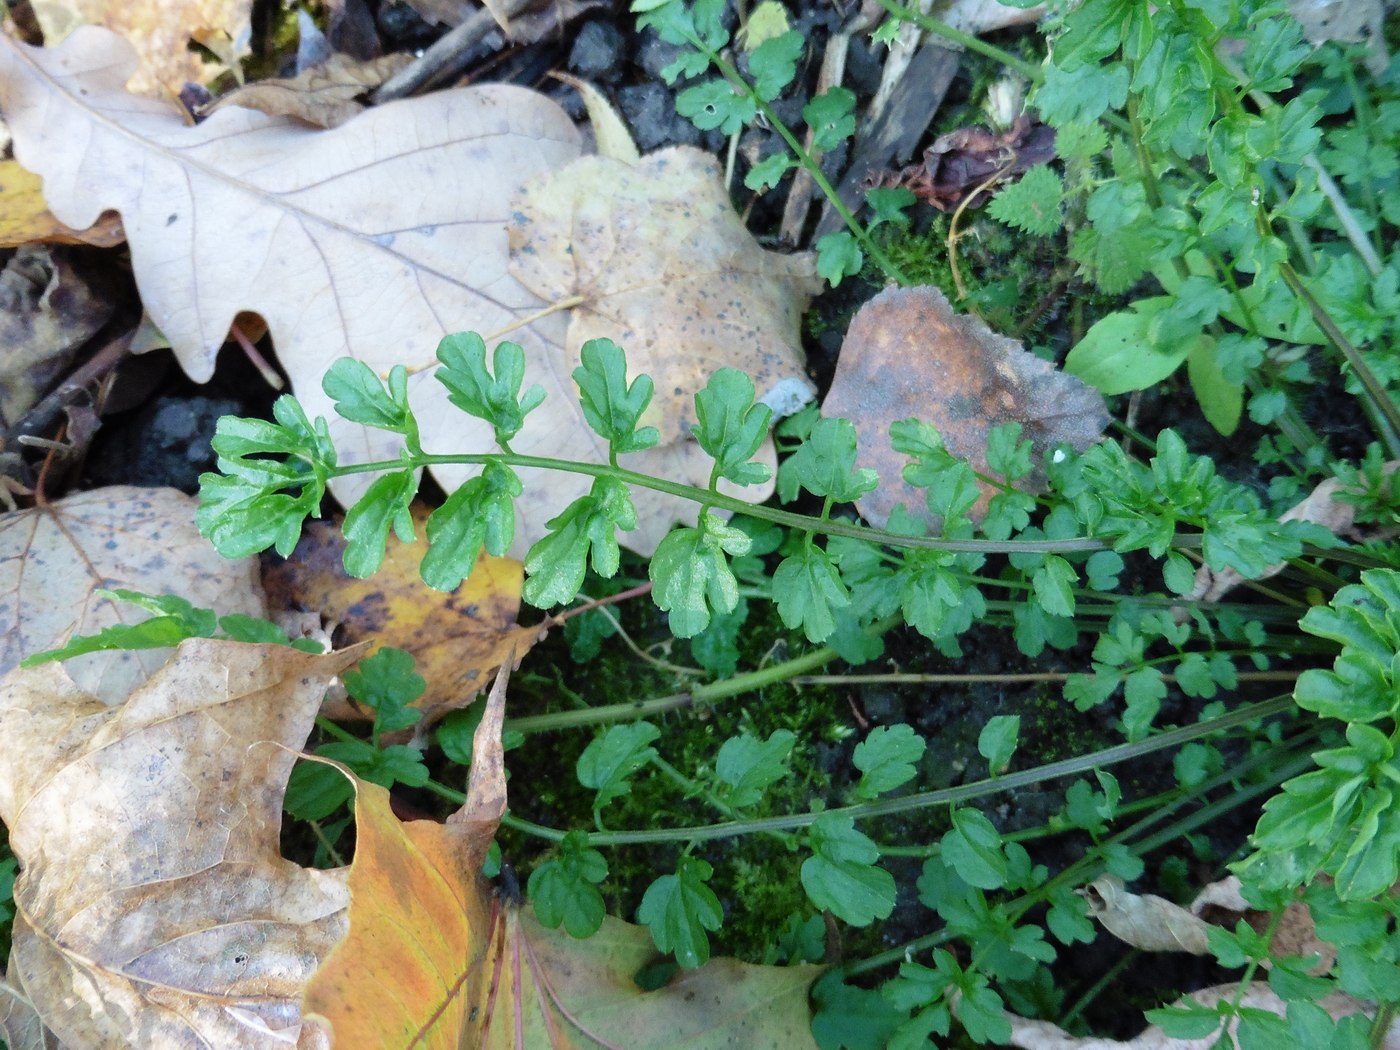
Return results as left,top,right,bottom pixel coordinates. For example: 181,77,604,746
824,285,1107,530
0,486,265,702
0,638,362,1049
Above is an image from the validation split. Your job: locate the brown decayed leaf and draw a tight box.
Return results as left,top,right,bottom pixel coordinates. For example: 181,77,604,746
204,52,414,129
30,0,251,95
0,158,124,247
0,244,114,427
0,486,266,702
261,504,541,724
305,665,824,1047
824,285,1108,529
0,30,807,556
508,146,822,444
0,638,363,1049
866,114,1056,212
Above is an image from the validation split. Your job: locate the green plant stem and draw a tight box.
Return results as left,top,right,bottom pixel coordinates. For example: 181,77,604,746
499,696,1293,847
505,638,844,733
698,47,909,284
1277,262,1400,458
328,450,1198,557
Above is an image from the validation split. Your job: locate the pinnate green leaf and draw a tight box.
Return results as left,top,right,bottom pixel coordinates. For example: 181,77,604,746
801,813,895,926
778,416,878,504
715,729,796,808
523,477,635,608
978,715,1021,774
804,88,856,151
816,232,862,286
637,856,723,968
650,512,751,637
941,808,1009,890
529,831,608,939
573,338,660,455
853,724,926,799
323,358,414,434
773,544,849,643
435,332,545,446
420,460,522,590
577,721,661,810
692,368,773,487
340,470,416,578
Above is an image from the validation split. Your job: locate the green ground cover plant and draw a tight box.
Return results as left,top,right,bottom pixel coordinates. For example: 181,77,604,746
17,0,1400,1045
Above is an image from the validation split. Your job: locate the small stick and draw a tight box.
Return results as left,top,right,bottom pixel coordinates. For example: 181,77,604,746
372,0,538,103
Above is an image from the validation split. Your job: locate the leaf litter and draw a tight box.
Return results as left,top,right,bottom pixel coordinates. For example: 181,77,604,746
0,640,824,1047
0,27,817,555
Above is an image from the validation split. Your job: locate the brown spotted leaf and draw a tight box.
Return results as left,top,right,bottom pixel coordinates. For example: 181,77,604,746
824,285,1107,529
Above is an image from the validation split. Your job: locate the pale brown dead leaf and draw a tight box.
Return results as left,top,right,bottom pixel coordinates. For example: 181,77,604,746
0,486,266,702
1005,985,1399,1049
0,638,362,1050
1188,460,1400,604
30,0,251,95
205,52,414,129
0,245,114,427
1078,874,1211,954
824,285,1107,529
508,147,821,445
0,29,811,556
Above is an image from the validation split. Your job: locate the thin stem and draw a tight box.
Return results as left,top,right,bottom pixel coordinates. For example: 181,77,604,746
875,0,1044,83
328,449,1197,557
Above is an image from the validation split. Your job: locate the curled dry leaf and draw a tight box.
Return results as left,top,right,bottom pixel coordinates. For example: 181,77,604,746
0,638,363,1050
0,486,265,702
1078,874,1211,954
204,51,414,128
824,285,1107,529
30,0,251,94
261,503,541,725
304,663,824,1048
0,29,813,555
0,244,114,426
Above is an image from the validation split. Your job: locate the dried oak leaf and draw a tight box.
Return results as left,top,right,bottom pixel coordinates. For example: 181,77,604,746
508,147,822,443
0,29,812,556
262,503,541,725
0,486,266,702
0,638,363,1050
30,0,251,95
0,244,115,427
866,113,1056,212
304,666,825,1049
824,285,1107,529
204,52,414,129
